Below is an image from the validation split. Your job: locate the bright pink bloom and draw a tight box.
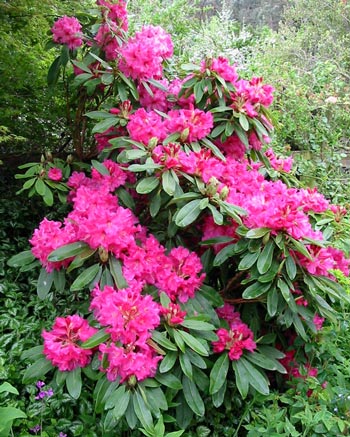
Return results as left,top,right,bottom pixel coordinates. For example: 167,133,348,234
212,322,256,360
138,79,170,112
202,216,238,253
119,26,173,80
47,168,63,182
91,159,127,191
296,245,350,277
165,107,213,143
51,16,83,50
313,314,325,331
127,108,167,145
30,219,77,272
42,315,97,371
99,342,162,383
94,23,121,60
156,246,205,302
265,148,293,173
215,135,246,160
160,303,186,326
90,285,160,344
216,303,241,324
201,56,238,84
97,0,128,30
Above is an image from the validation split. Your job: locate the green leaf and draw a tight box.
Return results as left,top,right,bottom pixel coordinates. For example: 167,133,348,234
159,351,178,373
92,118,118,134
48,242,89,262
232,359,249,399
23,358,53,383
209,353,229,394
212,380,227,408
288,237,313,260
136,177,160,194
152,331,177,352
0,382,19,395
43,185,54,206
257,240,275,274
285,254,297,280
175,199,202,227
240,357,269,395
66,367,82,399
182,375,205,416
37,268,54,299
246,228,271,238
162,171,177,196
81,329,110,349
165,431,185,437
70,263,100,291
7,250,35,268
180,320,215,331
109,256,129,289
177,331,209,356
238,251,260,270
155,372,182,390
0,406,26,423
47,55,61,87
91,159,110,175
213,243,238,266
21,345,44,361
267,287,279,317
246,351,286,374
111,389,131,421
133,390,154,431
239,113,250,131
35,178,46,196
242,281,271,299
179,352,193,379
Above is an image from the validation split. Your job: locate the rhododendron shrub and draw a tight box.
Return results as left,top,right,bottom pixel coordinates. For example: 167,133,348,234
11,1,350,435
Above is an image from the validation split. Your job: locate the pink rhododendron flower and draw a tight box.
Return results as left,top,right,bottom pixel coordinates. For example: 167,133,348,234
51,16,83,50
201,56,238,84
94,23,121,60
313,314,325,331
216,303,241,324
127,108,167,145
138,79,170,112
201,216,238,253
212,322,256,360
265,148,293,173
99,342,162,383
47,168,63,182
168,77,195,108
296,245,350,277
165,107,214,143
156,246,205,302
215,135,246,160
97,0,128,30
90,285,160,344
30,219,77,272
119,26,173,80
152,143,196,174
160,303,186,326
42,315,97,371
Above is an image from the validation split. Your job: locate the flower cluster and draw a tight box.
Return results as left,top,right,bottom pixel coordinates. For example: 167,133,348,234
212,304,256,360
90,284,162,383
51,16,83,50
42,315,97,371
119,25,173,80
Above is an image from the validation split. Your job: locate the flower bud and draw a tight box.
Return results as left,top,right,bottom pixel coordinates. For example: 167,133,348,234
99,247,109,263
66,154,74,164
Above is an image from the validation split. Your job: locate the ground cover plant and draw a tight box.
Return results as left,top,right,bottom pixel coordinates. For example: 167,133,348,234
4,1,350,436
